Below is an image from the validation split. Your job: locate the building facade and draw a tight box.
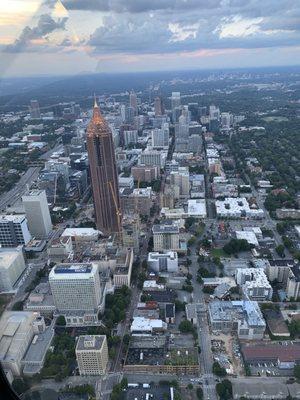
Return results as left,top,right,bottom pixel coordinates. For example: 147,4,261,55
86,101,121,234
76,335,108,376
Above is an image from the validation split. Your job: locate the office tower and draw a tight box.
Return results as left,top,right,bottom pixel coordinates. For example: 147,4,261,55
188,102,199,121
49,263,102,322
221,112,231,129
87,100,121,235
139,149,166,168
22,190,52,239
123,129,138,146
0,215,31,247
120,105,135,124
76,335,108,376
151,127,169,149
0,247,26,292
152,222,180,251
129,90,138,114
30,100,41,119
154,96,164,116
209,104,220,120
199,106,207,117
171,92,181,109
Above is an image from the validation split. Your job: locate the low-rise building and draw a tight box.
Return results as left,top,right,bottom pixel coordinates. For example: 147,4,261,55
187,199,207,218
208,300,266,340
147,251,178,273
131,165,159,183
215,197,264,219
0,311,41,376
276,208,300,220
0,247,26,292
76,335,108,376
47,236,73,260
235,268,273,301
130,317,167,335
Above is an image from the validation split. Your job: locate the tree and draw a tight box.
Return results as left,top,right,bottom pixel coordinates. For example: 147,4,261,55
12,378,29,395
213,361,227,377
293,365,300,379
216,379,232,400
223,239,253,255
179,320,195,333
276,244,285,257
56,315,66,326
196,387,203,400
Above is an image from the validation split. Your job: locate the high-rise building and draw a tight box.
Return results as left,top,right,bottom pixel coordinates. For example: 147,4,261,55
76,335,108,376
129,90,138,114
87,100,121,235
0,215,31,247
171,92,181,109
49,263,102,324
123,129,138,146
151,128,169,149
30,100,41,119
154,96,164,116
22,190,52,239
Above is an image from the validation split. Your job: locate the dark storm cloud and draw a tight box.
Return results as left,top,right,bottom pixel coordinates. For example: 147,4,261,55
5,14,68,53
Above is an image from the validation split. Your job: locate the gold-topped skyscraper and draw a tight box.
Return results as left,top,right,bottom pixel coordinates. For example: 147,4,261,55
87,98,121,235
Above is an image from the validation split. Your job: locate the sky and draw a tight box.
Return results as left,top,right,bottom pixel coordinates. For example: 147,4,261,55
0,0,300,77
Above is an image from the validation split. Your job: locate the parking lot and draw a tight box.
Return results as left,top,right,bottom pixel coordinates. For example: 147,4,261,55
249,363,293,377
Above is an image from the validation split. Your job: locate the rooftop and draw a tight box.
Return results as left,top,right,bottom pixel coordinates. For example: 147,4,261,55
76,335,106,351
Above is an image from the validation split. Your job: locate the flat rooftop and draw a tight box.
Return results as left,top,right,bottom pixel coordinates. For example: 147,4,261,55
76,335,105,351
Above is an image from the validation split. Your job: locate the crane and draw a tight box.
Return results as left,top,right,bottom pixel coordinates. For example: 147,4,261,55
108,181,123,245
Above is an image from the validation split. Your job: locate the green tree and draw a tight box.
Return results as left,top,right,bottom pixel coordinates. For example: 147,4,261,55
213,361,227,377
179,320,195,333
216,379,232,400
56,315,66,326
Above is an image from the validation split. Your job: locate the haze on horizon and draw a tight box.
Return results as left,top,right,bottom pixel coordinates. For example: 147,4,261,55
0,0,300,78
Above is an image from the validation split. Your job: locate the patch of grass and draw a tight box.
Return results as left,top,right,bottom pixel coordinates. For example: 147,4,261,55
211,248,230,258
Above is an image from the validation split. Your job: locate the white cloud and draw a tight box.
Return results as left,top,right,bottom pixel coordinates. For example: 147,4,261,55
216,15,263,38
168,23,199,43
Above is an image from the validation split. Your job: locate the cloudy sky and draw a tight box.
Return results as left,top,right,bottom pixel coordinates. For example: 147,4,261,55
0,0,300,77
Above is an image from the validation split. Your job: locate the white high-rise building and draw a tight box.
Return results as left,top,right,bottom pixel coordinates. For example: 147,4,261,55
171,92,181,109
49,263,102,324
139,149,167,168
76,335,108,376
209,105,220,120
22,190,52,239
152,223,180,251
170,167,190,197
123,129,138,146
129,90,138,114
0,215,31,247
151,128,169,149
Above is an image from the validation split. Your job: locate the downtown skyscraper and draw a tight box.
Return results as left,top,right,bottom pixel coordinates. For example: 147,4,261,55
87,100,121,235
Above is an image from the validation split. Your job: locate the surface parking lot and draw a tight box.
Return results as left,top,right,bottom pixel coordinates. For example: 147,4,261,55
249,363,293,377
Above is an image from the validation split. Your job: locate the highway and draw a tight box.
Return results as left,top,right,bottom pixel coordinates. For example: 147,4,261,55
0,166,41,211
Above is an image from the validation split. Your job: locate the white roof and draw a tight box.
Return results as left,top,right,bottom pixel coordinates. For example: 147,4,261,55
187,199,207,217
143,280,165,290
62,228,101,237
236,231,259,246
130,317,166,332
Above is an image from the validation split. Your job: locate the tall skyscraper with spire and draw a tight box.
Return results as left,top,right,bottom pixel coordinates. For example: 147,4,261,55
87,98,121,235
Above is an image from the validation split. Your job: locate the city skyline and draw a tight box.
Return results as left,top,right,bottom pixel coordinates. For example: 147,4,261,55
0,0,300,77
